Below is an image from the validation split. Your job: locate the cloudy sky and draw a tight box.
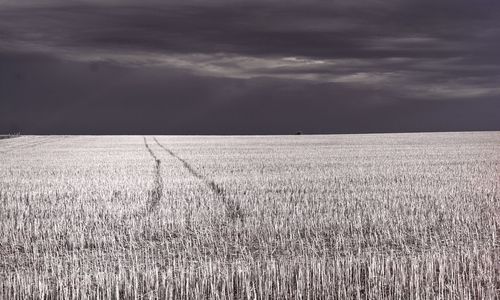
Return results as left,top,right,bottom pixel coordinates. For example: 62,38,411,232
1,0,499,134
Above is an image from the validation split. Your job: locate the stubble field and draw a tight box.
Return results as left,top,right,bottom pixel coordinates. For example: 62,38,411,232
0,132,499,299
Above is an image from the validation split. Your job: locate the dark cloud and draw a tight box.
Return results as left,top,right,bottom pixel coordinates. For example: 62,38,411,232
2,0,499,59
0,0,499,134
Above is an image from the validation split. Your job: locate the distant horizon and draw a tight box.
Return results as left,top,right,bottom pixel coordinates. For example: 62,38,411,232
3,129,500,137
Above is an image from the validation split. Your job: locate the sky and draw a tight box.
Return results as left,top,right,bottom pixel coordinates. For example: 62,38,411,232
1,0,499,134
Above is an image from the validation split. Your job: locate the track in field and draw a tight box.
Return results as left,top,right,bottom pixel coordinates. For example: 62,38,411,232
0,136,65,154
143,137,163,212
145,137,244,222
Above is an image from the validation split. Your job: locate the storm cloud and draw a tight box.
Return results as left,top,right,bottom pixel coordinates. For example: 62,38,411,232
1,0,499,134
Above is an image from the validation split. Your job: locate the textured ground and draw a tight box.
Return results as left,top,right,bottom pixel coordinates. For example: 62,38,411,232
0,133,499,299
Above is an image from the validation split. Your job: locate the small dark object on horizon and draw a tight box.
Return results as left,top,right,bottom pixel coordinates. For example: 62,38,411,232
295,131,303,135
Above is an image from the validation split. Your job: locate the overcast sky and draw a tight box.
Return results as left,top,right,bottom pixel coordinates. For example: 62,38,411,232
1,0,499,134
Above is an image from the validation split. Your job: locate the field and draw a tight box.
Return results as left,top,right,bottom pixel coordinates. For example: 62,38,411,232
0,133,499,299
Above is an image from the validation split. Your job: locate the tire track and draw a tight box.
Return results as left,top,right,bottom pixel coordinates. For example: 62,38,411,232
0,136,63,154
143,137,163,212
0,137,52,152
152,137,245,223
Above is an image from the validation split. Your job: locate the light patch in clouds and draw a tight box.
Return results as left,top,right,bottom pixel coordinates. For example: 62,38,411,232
333,72,396,85
56,48,331,80
65,50,500,99
408,83,500,99
5,35,499,101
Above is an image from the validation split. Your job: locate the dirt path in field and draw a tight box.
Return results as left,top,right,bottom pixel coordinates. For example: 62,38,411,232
152,137,245,222
143,137,163,212
0,136,66,154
